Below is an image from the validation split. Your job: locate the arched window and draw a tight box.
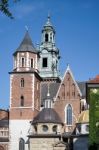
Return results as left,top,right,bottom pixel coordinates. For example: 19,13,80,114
21,57,25,67
52,125,57,133
30,58,34,68
19,138,25,150
45,33,48,42
21,78,24,87
66,104,72,125
20,96,24,107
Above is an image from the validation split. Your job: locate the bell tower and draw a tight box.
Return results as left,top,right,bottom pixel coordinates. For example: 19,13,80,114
39,15,60,80
9,31,41,150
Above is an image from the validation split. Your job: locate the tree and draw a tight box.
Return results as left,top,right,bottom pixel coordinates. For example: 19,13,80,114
0,0,20,19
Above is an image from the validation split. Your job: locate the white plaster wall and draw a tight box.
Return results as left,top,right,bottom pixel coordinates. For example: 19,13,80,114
9,120,31,150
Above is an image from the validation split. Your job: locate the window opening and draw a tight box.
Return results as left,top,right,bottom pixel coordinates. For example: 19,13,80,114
20,96,24,107
42,58,48,68
22,58,25,67
66,104,72,125
45,33,48,42
21,78,24,87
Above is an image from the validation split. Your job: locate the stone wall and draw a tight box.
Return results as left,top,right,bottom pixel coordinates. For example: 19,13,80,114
29,137,66,150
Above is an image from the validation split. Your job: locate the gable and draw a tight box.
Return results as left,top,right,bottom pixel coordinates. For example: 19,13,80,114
55,65,82,101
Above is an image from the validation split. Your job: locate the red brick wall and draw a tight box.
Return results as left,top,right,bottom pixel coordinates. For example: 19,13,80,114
10,73,41,120
54,71,81,132
10,74,33,108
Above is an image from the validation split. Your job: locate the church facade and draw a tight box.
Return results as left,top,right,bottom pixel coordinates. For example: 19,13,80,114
0,16,89,150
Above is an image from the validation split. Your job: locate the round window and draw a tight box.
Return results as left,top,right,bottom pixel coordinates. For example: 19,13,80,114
42,125,48,132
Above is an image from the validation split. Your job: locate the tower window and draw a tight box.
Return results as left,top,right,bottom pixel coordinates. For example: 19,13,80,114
52,125,57,133
21,78,24,87
66,104,72,125
45,33,48,42
42,58,48,68
19,138,25,150
50,33,52,42
20,96,24,107
30,58,34,68
21,57,25,67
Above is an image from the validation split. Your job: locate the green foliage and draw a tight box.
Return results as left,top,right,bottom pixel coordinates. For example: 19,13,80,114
0,0,20,19
89,90,99,147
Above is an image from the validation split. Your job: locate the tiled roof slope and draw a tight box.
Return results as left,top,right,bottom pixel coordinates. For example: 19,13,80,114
41,82,60,105
32,108,63,124
14,31,37,54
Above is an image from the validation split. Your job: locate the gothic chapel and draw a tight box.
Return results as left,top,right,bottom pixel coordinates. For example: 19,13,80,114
8,16,87,150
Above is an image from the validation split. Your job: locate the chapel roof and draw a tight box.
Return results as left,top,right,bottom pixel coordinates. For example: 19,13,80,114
32,108,63,124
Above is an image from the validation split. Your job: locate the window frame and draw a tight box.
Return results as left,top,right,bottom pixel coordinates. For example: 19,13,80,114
42,57,48,68
65,104,73,126
20,95,24,107
21,57,25,67
20,78,24,87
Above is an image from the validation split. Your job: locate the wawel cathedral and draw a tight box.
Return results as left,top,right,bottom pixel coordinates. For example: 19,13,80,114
1,15,95,150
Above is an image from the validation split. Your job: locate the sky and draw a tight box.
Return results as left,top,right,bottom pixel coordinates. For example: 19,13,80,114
0,0,99,108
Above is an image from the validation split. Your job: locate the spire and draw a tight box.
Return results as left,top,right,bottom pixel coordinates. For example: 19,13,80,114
45,14,52,26
14,31,37,54
44,15,54,30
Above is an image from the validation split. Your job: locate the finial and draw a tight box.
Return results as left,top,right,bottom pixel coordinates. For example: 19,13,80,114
25,25,29,31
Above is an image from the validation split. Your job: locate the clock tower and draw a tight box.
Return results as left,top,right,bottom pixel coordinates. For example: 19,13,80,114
38,15,60,80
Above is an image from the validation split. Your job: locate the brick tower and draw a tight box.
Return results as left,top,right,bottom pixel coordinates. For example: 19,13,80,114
9,31,41,150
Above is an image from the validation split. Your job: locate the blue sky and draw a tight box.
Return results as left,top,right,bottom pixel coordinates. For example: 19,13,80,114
0,0,99,108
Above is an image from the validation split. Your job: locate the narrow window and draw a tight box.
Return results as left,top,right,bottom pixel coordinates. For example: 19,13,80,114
30,58,33,68
21,78,24,87
42,58,48,68
45,100,48,108
66,104,72,125
45,100,52,108
50,33,52,42
20,96,24,107
19,138,25,150
22,58,25,67
45,33,48,42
